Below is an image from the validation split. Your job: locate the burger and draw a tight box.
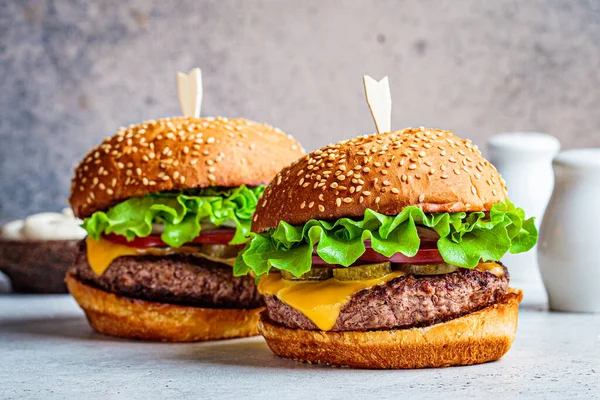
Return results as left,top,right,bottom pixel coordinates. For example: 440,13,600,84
66,116,304,341
234,127,537,368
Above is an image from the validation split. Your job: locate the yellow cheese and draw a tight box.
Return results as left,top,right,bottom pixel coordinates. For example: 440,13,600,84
85,237,237,275
258,271,405,331
86,237,139,275
475,262,504,277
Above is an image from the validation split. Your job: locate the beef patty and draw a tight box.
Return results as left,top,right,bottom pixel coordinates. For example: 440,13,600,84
73,242,262,309
263,266,509,331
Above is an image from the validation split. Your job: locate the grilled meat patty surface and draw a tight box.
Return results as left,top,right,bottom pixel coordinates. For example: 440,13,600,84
74,241,262,309
263,266,509,331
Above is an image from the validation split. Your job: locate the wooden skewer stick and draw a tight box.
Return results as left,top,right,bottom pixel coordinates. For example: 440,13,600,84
363,75,391,134
177,68,203,118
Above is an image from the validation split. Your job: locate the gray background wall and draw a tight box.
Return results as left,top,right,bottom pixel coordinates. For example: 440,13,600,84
1,0,600,223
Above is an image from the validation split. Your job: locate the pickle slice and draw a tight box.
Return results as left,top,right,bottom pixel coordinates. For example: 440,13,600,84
333,262,392,281
281,267,333,281
197,244,240,259
397,263,458,276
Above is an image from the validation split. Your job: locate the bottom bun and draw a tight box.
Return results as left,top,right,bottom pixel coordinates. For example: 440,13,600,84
66,272,263,342
259,288,523,369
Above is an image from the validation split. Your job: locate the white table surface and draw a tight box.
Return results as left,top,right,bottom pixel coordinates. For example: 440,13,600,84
1,294,599,399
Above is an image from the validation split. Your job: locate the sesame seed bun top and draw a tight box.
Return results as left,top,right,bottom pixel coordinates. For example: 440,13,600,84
251,127,508,233
69,117,305,218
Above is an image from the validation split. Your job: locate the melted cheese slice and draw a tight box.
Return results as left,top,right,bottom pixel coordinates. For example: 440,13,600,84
258,271,406,331
258,262,504,331
476,262,504,277
86,237,139,275
85,237,237,275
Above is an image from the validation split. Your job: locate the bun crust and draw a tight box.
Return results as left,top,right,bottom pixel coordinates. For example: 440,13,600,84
69,117,304,218
66,272,263,342
258,288,522,369
252,128,507,233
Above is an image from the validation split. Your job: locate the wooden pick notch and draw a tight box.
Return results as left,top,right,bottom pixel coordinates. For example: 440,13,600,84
363,75,391,134
177,68,203,118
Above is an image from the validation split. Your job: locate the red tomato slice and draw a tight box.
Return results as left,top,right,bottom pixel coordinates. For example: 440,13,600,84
310,238,444,266
358,247,444,264
311,248,444,266
103,229,236,248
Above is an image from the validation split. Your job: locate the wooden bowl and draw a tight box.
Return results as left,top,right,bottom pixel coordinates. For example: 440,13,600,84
0,239,81,293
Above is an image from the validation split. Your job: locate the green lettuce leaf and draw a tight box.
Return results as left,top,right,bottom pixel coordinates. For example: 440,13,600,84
82,185,264,247
233,199,538,278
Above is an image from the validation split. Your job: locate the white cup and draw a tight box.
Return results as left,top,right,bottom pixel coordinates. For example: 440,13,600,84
487,132,560,306
539,149,600,312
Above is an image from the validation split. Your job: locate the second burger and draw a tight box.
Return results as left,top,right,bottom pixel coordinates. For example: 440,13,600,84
66,116,304,341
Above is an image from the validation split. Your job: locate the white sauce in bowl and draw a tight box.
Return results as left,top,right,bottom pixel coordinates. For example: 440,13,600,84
1,209,86,241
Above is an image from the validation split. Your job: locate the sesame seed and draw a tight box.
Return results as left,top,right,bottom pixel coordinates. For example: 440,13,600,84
454,168,461,175
208,174,216,181
401,174,408,182
363,191,371,196
337,175,346,181
375,196,381,204
106,188,114,195
409,164,417,170
383,180,391,186
441,174,449,179
308,201,314,208
392,188,400,194
359,196,364,203
336,198,342,207
318,205,325,212
99,183,106,190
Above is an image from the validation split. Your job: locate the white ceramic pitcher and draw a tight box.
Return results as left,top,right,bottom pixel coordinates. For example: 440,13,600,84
487,132,560,306
539,149,600,312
